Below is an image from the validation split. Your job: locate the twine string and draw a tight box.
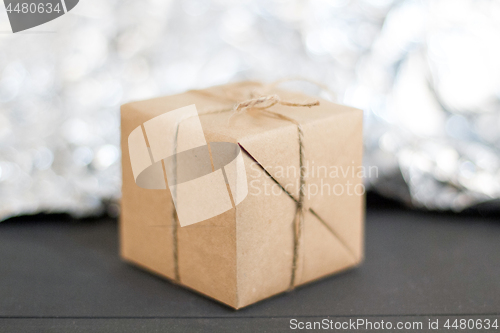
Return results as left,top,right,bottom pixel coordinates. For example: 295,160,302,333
171,80,327,288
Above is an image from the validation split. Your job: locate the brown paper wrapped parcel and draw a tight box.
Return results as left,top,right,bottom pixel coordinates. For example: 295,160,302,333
120,81,364,309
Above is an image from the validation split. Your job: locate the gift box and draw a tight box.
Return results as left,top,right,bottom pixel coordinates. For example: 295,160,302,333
120,81,364,309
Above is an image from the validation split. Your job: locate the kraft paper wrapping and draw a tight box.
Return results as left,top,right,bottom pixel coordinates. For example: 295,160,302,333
120,81,364,309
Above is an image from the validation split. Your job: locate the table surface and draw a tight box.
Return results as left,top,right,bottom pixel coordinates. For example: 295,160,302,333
1,196,499,332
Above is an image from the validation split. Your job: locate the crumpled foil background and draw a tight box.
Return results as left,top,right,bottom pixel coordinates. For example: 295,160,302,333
1,0,499,220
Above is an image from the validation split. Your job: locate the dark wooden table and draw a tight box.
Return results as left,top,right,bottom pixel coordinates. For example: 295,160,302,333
1,196,499,332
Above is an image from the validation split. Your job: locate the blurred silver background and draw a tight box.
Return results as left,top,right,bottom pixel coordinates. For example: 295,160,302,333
1,0,500,220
